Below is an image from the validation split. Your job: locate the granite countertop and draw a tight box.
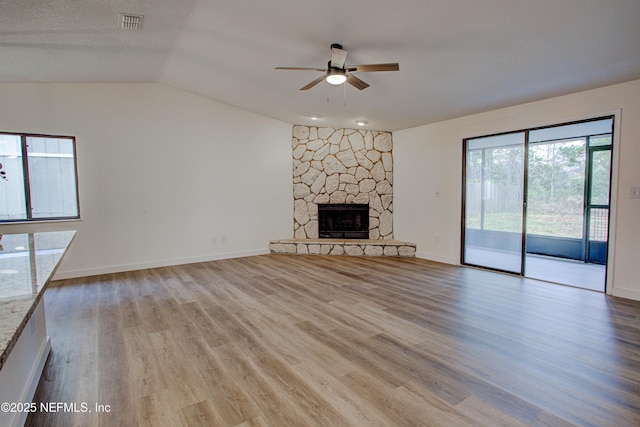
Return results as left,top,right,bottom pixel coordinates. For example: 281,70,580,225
0,230,75,371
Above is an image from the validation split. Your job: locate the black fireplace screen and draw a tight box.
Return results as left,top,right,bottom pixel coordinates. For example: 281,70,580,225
318,204,369,239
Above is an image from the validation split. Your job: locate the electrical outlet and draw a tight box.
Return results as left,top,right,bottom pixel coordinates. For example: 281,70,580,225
210,236,217,245
631,186,640,199
435,234,441,243
221,235,228,243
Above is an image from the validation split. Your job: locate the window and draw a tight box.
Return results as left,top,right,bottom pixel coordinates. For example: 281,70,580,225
0,132,80,222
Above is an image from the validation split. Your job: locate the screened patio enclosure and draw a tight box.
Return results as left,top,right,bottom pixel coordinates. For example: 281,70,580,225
462,117,613,291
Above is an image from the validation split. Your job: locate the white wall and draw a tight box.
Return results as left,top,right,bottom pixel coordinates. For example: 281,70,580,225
394,79,640,301
0,83,293,278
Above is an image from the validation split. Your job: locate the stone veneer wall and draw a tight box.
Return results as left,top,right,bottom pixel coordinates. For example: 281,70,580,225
292,125,393,240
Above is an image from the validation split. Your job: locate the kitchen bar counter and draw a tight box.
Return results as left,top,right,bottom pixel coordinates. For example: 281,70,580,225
0,230,75,370
0,230,75,426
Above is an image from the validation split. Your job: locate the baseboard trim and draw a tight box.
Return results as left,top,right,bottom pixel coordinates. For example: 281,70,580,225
611,287,640,302
415,251,459,265
53,249,270,280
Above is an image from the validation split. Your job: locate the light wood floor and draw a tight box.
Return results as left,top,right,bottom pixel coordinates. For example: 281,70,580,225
27,255,640,426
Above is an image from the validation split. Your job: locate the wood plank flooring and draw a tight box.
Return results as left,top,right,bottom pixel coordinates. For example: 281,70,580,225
26,255,640,426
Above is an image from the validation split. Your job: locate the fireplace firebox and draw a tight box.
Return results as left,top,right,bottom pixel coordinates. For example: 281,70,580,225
318,204,369,239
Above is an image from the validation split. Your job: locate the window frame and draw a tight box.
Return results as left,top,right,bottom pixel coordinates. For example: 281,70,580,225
0,131,81,223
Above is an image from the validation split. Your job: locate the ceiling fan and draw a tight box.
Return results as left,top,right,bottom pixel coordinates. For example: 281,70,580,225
275,43,399,91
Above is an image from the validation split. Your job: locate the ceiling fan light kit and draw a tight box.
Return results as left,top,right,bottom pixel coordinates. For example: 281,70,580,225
276,43,399,91
326,69,347,85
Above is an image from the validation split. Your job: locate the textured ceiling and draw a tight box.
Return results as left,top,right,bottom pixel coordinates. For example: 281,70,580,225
1,0,640,131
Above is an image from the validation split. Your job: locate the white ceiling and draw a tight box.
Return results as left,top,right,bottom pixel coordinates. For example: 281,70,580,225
2,0,640,131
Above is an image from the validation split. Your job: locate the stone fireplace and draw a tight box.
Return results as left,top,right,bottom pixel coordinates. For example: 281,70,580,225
290,125,394,240
269,125,416,257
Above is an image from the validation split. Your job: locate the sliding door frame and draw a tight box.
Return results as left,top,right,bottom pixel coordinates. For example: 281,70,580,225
461,115,615,287
461,130,527,275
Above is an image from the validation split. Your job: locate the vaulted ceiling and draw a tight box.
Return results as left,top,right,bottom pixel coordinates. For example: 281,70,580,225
2,0,640,131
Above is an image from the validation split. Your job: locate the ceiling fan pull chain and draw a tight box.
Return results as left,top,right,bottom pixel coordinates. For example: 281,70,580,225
343,82,347,106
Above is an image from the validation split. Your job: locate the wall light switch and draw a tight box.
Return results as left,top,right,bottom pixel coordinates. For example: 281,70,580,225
631,186,640,199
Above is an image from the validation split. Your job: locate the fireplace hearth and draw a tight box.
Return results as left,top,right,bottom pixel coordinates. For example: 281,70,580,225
318,204,369,239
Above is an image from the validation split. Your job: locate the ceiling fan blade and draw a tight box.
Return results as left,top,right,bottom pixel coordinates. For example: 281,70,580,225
348,63,399,72
300,75,327,90
346,74,369,90
330,46,348,69
276,66,327,71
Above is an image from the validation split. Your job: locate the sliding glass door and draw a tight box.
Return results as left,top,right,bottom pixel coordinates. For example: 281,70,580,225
462,117,613,291
462,132,526,274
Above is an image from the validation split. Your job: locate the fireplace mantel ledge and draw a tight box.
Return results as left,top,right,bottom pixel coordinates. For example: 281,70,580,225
269,238,416,257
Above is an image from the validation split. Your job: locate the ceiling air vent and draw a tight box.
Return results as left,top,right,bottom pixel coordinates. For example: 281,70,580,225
120,13,143,30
